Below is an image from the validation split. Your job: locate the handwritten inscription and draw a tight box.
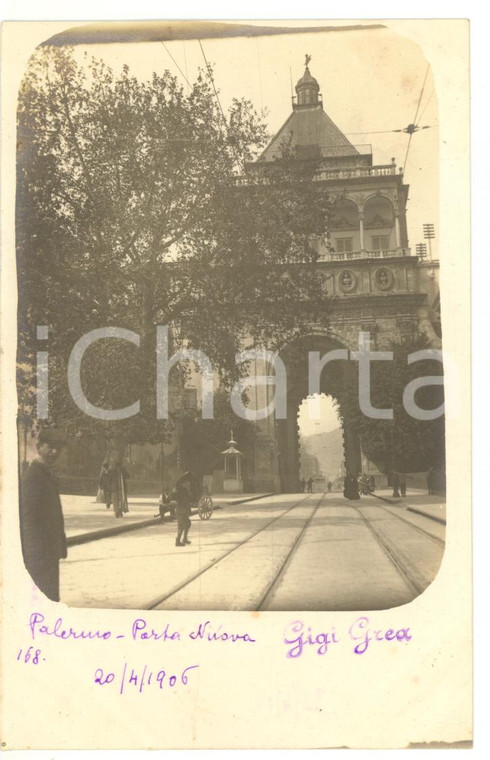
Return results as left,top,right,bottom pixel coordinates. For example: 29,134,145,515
284,617,412,657
284,620,340,658
94,663,199,694
29,613,111,641
131,619,181,642
189,620,256,643
348,616,412,655
24,613,412,666
16,646,44,665
28,613,256,646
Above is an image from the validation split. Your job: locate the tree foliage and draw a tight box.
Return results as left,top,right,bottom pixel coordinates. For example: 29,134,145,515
17,45,333,454
337,336,445,474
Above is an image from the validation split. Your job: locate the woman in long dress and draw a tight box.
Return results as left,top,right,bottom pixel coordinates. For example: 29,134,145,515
108,464,130,518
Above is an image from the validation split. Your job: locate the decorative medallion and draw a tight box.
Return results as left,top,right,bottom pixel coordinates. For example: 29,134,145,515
360,320,378,334
338,270,357,293
374,267,395,291
397,318,416,332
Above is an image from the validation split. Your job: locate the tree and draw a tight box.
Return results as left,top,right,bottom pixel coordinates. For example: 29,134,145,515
337,336,445,477
180,389,255,478
17,45,333,464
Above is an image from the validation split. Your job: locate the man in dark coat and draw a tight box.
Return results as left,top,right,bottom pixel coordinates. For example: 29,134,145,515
343,473,360,501
19,429,67,601
174,471,200,547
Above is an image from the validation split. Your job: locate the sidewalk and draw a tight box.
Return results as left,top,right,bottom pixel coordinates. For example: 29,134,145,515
62,492,273,545
372,488,446,524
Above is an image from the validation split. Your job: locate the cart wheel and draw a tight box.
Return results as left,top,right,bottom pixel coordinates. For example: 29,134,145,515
197,494,214,520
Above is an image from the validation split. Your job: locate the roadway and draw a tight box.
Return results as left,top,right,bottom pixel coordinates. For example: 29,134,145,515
59,492,445,610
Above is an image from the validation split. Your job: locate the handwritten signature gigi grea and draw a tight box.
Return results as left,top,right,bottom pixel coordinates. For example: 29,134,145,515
284,617,412,657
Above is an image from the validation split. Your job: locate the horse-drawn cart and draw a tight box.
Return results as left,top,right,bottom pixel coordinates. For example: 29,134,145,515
158,487,214,521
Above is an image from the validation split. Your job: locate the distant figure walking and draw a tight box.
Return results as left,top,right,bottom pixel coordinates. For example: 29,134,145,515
327,481,332,493
98,460,112,509
399,473,407,498
175,471,200,547
369,475,376,493
306,477,313,493
19,429,68,601
299,478,306,493
427,469,434,495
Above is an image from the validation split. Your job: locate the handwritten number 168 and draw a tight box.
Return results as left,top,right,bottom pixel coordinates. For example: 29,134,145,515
17,647,41,664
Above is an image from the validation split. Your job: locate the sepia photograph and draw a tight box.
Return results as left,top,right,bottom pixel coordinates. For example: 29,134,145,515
15,20,446,611
1,13,473,751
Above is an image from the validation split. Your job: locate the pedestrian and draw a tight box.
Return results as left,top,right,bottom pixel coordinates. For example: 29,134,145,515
175,471,199,547
327,481,332,493
358,472,370,495
157,491,176,521
399,474,407,497
369,475,376,493
392,472,400,498
307,477,313,493
108,463,130,518
299,478,306,493
19,429,68,602
343,473,360,500
427,469,434,495
98,460,112,509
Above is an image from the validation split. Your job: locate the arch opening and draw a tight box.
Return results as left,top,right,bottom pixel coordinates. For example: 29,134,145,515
363,196,395,252
274,333,361,492
297,393,344,492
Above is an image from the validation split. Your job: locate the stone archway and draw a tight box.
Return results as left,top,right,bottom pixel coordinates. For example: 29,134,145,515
273,333,361,492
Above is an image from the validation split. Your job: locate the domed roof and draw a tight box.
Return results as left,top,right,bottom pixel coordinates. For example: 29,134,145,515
295,66,319,92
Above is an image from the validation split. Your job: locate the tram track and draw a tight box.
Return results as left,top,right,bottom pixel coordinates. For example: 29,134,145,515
368,502,445,546
145,493,441,610
256,493,327,610
144,493,316,610
350,502,439,597
62,491,446,609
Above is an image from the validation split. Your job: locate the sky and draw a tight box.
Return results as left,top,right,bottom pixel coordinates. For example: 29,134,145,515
298,393,341,437
64,20,439,257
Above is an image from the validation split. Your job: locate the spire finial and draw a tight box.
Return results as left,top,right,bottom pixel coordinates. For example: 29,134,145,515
305,54,312,68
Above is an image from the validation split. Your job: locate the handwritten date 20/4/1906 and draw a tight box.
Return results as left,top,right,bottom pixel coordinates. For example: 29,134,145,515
95,663,199,694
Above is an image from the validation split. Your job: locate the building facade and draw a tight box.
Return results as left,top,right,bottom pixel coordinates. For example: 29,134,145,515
242,63,441,492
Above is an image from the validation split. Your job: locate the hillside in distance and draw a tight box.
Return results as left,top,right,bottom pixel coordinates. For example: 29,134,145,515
300,426,344,482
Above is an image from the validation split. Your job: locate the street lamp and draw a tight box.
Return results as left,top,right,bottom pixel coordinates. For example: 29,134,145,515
423,223,435,260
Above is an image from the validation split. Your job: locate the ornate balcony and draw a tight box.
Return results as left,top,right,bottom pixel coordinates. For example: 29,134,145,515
324,248,411,262
314,164,398,182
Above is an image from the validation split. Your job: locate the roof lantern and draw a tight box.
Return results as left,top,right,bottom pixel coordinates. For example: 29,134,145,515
295,54,320,106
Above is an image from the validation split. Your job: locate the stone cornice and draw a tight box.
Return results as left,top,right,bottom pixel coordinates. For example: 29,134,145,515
329,292,427,312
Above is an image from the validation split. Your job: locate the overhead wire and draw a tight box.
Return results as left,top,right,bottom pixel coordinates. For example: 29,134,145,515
160,41,192,90
198,39,228,129
197,39,248,170
345,130,406,136
413,64,430,126
403,63,431,173
402,133,413,177
347,64,434,171
415,88,434,127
